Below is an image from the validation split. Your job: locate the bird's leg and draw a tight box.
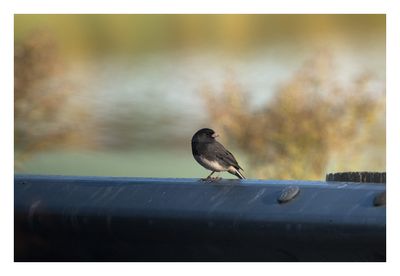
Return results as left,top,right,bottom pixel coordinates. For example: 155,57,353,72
209,171,223,181
201,171,215,181
201,171,223,182
206,171,216,179
210,171,222,181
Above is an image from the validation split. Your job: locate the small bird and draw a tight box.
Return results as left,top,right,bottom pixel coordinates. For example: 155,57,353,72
191,128,245,180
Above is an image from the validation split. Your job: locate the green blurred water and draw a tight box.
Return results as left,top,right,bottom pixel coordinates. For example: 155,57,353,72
19,149,244,179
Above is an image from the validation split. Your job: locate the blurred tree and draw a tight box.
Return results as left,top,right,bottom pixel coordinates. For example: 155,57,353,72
202,52,385,179
14,31,93,169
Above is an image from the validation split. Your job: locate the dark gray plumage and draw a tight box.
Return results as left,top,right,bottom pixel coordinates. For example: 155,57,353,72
191,128,245,179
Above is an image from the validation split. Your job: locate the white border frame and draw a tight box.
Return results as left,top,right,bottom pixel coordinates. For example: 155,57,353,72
1,0,398,275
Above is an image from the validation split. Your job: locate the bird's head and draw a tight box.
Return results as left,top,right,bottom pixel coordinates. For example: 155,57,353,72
192,128,219,143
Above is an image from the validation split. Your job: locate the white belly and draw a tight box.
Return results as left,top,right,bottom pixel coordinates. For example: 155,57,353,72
195,155,226,172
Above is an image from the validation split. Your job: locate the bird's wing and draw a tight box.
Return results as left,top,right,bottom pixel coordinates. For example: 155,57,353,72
213,142,243,171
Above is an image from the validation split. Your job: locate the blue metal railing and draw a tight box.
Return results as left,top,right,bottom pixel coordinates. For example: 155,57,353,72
14,174,386,261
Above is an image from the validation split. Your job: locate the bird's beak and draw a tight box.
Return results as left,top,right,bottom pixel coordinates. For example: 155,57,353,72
212,133,219,138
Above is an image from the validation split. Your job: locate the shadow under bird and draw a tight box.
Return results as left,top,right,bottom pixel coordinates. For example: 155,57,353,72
191,128,245,180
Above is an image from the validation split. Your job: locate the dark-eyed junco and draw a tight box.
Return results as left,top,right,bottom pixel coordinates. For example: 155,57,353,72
191,128,245,179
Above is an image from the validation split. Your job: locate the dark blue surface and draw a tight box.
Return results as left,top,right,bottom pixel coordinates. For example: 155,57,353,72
14,174,386,261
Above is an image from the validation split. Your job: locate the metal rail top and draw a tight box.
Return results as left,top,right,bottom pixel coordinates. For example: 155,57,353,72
15,173,386,187
14,174,386,261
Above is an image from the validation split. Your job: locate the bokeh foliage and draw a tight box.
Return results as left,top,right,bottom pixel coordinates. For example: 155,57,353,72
14,31,93,168
202,52,385,179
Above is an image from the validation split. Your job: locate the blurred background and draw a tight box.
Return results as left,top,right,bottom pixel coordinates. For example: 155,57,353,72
14,14,385,180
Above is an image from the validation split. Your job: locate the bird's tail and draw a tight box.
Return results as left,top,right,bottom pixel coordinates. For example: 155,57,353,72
233,168,246,179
